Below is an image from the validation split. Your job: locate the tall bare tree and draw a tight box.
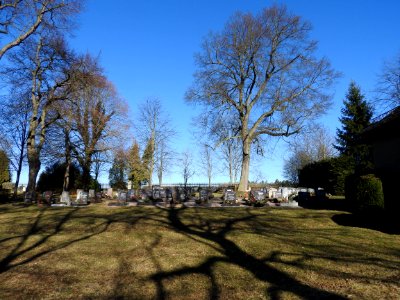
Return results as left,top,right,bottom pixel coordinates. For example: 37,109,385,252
196,109,242,184
67,54,128,190
2,34,74,200
375,52,400,112
181,150,195,197
0,94,30,199
186,5,338,192
283,124,335,184
135,98,176,187
199,144,214,188
0,0,82,60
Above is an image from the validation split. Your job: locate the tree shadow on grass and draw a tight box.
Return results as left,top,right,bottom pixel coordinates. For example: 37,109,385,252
0,208,113,274
0,207,160,275
332,212,400,235
150,207,347,299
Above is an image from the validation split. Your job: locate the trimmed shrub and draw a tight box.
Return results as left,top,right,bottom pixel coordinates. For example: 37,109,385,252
345,174,384,211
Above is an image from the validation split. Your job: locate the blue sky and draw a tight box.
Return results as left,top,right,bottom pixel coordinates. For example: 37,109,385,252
65,0,400,184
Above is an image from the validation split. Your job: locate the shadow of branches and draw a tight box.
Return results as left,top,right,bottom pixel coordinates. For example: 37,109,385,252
150,207,347,299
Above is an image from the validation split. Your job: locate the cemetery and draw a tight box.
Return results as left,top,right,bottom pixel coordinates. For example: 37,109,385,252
1,1,400,299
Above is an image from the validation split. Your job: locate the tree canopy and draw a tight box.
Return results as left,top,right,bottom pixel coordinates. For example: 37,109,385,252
186,5,338,191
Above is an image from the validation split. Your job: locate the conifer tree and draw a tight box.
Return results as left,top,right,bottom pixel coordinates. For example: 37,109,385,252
335,82,373,172
127,141,144,190
109,150,127,190
0,150,11,185
142,138,154,186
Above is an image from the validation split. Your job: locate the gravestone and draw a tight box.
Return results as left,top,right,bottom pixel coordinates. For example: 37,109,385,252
89,189,95,199
118,190,127,203
77,192,88,205
60,191,71,206
165,188,173,200
43,191,53,205
199,189,210,202
250,190,265,202
127,189,136,201
76,189,84,202
152,186,167,200
267,188,277,199
107,188,113,198
224,189,236,204
280,187,290,200
95,192,102,201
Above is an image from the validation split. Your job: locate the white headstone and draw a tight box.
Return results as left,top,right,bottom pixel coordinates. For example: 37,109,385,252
107,188,113,198
89,189,95,199
76,189,84,200
60,191,71,206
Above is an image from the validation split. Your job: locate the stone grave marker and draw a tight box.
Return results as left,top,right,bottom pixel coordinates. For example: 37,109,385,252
224,188,236,205
199,189,209,202
76,189,83,201
78,192,88,205
42,191,53,205
118,190,127,203
89,189,95,199
127,189,136,201
250,190,265,203
60,191,71,206
107,188,113,198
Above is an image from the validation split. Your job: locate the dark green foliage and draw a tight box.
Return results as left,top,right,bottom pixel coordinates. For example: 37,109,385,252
109,154,127,190
345,174,384,211
141,138,154,184
335,82,373,172
0,150,11,186
298,156,354,195
127,141,145,190
37,162,83,192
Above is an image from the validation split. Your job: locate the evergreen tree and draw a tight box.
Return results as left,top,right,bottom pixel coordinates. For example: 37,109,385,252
109,150,127,190
0,150,11,186
335,82,373,172
142,138,154,186
37,162,83,192
127,141,144,190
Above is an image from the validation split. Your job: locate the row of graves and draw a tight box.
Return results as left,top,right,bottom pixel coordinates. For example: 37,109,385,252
106,185,310,208
26,185,324,208
25,189,102,207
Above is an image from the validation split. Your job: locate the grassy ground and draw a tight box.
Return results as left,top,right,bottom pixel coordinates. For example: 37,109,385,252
0,203,399,299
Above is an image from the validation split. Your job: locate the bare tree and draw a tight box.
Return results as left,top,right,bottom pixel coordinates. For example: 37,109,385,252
199,144,215,188
181,150,195,198
1,34,74,200
283,124,335,184
375,52,400,112
155,138,176,186
193,108,241,184
135,97,176,187
0,94,30,199
186,5,338,192
67,54,128,190
0,0,82,61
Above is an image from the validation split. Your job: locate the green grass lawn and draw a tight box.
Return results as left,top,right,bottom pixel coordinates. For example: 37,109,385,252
0,204,399,299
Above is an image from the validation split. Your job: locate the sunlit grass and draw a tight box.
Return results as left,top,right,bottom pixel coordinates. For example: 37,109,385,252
0,204,399,299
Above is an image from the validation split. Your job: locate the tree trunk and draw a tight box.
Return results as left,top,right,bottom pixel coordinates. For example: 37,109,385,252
12,146,25,201
158,156,163,186
238,138,251,192
25,153,40,202
63,130,71,191
82,163,91,191
228,144,233,184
